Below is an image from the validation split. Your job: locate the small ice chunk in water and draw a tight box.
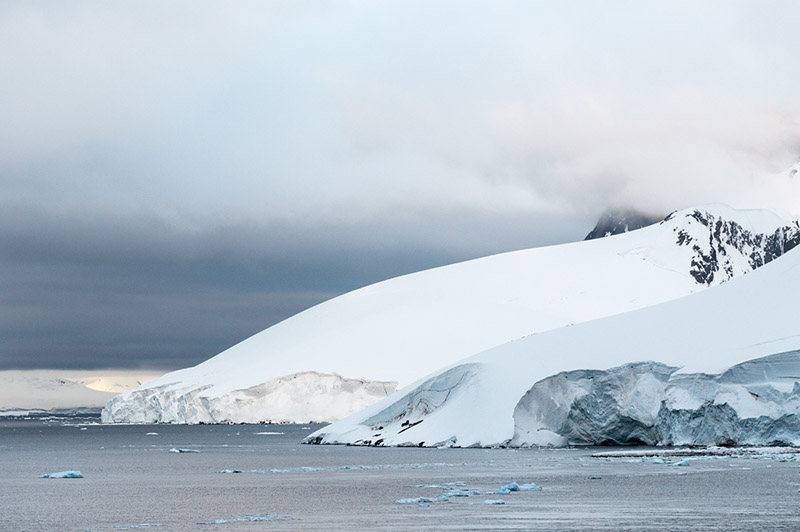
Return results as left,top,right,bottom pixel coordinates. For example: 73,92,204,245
94,524,163,530
40,470,83,479
652,458,665,464
674,460,691,467
497,481,542,494
197,514,297,524
169,448,199,453
145,433,158,436
395,496,449,504
482,499,505,505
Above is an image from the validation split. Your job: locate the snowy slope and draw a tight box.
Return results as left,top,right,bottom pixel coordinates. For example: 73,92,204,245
103,205,800,424
308,244,800,448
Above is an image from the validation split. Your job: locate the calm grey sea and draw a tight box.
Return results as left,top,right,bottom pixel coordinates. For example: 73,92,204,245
2,417,800,531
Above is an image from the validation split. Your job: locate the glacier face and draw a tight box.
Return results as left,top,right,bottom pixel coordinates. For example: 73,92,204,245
102,372,396,424
512,352,800,447
104,204,799,425
307,241,800,448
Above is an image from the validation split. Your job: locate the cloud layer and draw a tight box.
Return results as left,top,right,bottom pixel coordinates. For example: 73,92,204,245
2,1,800,369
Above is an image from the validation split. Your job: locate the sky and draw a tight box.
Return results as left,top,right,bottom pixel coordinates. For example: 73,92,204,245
2,1,800,371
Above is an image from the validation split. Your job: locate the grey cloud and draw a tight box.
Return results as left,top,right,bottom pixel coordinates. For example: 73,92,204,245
2,1,800,370
0,206,588,370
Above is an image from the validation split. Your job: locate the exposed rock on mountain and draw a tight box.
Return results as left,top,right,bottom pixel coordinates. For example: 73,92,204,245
585,208,663,240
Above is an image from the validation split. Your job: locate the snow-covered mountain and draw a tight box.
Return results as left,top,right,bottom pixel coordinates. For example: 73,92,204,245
307,239,800,448
103,204,800,425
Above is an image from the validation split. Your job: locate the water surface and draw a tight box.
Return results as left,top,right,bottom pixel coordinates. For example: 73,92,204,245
2,418,799,530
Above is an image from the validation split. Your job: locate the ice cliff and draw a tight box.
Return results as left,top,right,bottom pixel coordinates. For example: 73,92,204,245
102,372,396,424
512,353,800,447
104,204,799,425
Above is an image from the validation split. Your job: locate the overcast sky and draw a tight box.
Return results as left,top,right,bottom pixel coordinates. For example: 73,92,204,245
3,1,800,371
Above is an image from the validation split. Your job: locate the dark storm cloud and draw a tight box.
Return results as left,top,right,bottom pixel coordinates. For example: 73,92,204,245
2,1,800,370
0,206,586,370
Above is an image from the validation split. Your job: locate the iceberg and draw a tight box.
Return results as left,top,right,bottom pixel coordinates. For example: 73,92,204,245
168,448,199,453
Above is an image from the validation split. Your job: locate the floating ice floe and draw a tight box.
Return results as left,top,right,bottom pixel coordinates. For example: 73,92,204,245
674,460,691,467
412,481,466,488
168,448,199,453
89,524,163,530
196,514,298,525
396,480,542,505
254,432,284,435
40,470,83,479
395,496,449,504
496,481,542,494
443,488,471,498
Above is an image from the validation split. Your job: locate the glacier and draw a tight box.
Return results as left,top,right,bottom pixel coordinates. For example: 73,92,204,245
104,204,800,425
307,236,800,448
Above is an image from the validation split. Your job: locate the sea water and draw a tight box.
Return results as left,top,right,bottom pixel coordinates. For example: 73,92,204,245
2,417,800,530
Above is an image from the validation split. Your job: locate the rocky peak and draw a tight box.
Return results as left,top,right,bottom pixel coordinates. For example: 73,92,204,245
667,207,800,286
585,208,664,240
